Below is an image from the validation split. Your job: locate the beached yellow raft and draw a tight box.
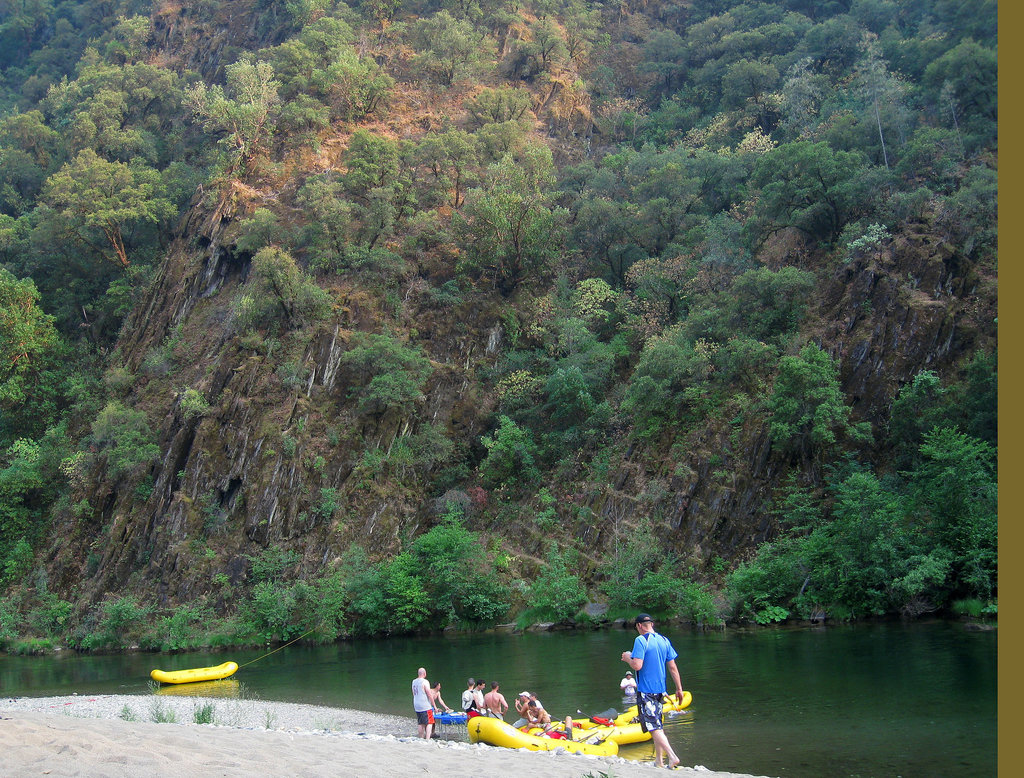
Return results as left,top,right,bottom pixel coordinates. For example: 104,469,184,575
530,720,651,746
526,691,693,746
468,716,619,756
150,661,238,685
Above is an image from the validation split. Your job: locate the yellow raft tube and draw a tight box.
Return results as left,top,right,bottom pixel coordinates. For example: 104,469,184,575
529,691,693,746
468,716,619,756
150,661,239,685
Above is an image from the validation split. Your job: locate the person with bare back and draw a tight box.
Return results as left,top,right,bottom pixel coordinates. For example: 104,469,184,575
483,681,508,718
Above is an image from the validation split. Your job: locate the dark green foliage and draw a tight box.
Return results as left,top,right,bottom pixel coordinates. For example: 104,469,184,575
247,545,301,584
888,371,949,468
479,415,541,489
454,144,567,294
76,595,154,650
89,401,160,481
518,546,587,626
908,428,996,601
0,0,999,641
0,269,59,423
235,247,331,331
410,10,495,86
922,39,997,144
768,343,870,461
601,524,721,626
751,141,876,245
338,331,433,417
727,427,997,621
321,519,508,637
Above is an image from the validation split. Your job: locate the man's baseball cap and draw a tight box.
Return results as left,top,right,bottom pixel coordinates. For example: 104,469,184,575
636,613,654,623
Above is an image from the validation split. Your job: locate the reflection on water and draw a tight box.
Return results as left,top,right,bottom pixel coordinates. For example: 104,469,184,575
0,621,995,778
154,678,242,698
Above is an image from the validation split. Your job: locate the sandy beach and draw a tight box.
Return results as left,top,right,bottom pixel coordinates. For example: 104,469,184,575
0,694,773,778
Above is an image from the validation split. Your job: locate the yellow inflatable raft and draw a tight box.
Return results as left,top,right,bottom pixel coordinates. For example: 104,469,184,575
571,690,693,730
467,716,619,756
531,691,692,745
150,661,238,685
529,720,650,746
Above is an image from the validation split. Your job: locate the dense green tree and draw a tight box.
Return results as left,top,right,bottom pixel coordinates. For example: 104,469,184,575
39,149,176,270
479,415,541,489
922,39,997,144
0,0,55,71
908,428,996,601
408,517,508,623
750,141,874,245
42,50,185,165
520,546,587,623
455,144,567,294
463,86,533,128
888,371,949,468
184,57,282,178
235,247,331,331
411,10,495,86
339,331,433,417
769,342,869,464
0,268,57,412
415,130,481,209
88,400,160,481
262,18,392,123
849,33,910,170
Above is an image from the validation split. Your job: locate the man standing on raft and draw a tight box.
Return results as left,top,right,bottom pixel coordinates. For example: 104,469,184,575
621,613,684,769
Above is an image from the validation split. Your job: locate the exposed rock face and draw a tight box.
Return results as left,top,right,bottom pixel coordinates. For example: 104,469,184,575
563,224,995,575
821,227,995,421
44,195,995,609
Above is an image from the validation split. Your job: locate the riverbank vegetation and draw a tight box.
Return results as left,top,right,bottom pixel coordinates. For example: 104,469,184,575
1,0,996,652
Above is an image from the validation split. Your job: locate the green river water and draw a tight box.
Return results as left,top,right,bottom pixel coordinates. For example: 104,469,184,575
0,620,995,777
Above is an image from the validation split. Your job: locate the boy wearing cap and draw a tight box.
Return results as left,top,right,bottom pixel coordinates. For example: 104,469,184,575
621,613,683,769
620,669,637,696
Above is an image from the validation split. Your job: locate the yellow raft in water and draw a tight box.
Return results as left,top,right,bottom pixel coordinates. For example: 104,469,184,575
467,716,619,756
150,661,239,685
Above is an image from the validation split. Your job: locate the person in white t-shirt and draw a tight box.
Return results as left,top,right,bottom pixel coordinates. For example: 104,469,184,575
620,669,637,697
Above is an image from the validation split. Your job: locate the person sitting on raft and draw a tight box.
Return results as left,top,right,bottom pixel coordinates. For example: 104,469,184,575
512,692,531,727
524,698,551,729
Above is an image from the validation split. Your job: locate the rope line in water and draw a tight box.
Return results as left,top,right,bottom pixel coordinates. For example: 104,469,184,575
237,626,321,669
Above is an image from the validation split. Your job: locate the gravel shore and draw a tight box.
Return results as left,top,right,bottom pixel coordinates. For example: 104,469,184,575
0,694,775,778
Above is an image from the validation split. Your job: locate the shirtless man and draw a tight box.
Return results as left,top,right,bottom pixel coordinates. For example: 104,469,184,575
525,698,551,727
430,681,452,713
483,681,508,719
512,691,531,727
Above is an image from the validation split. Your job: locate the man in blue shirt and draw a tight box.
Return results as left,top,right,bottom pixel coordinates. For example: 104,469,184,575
621,613,684,768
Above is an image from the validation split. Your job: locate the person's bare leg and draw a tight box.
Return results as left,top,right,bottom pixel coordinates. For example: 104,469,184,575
426,722,434,739
651,728,679,768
